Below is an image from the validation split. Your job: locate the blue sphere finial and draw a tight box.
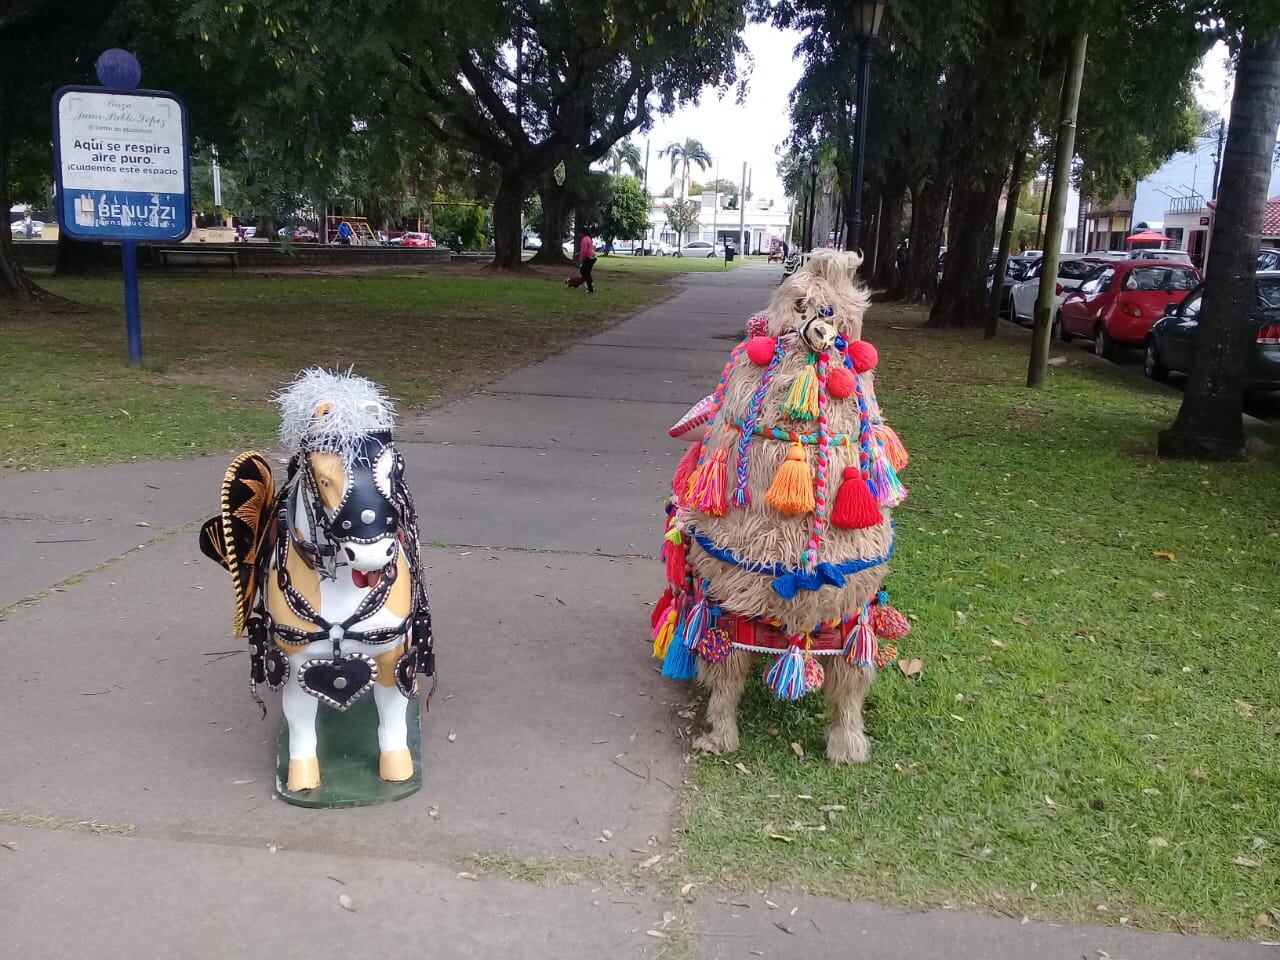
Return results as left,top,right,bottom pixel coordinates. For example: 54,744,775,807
95,49,142,90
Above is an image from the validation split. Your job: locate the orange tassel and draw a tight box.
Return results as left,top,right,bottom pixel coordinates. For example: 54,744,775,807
831,465,882,528
766,443,815,514
672,441,702,499
690,447,729,515
875,423,909,471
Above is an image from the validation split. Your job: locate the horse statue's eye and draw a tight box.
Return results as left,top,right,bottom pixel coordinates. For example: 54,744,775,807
819,305,834,318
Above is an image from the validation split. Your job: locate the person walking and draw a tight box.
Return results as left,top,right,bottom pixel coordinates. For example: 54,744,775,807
336,219,353,245
577,229,597,293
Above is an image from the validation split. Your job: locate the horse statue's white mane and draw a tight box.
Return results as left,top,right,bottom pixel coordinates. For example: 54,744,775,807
276,368,396,463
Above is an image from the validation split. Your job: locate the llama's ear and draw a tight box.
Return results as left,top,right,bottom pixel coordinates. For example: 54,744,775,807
312,401,333,421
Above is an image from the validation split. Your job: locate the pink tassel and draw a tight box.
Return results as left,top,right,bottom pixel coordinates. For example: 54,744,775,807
844,609,877,667
690,447,729,516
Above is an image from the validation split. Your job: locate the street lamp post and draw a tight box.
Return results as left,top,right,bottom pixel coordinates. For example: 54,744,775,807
846,0,889,254
805,156,820,251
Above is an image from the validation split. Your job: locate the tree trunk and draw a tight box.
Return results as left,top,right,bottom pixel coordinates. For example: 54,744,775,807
872,183,906,292
903,179,948,304
1159,26,1280,460
0,109,47,301
985,145,1028,338
928,174,1002,328
530,181,573,266
490,172,526,270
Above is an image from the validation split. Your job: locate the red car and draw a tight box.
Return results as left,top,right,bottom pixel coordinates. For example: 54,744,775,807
1057,259,1201,358
400,231,435,248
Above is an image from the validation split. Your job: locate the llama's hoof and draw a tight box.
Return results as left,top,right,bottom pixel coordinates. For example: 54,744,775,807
379,748,414,782
826,728,870,764
287,756,321,791
693,728,740,755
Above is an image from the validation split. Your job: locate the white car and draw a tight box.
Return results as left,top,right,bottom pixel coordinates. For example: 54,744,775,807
1129,249,1193,264
9,218,44,238
677,239,722,258
1009,257,1102,324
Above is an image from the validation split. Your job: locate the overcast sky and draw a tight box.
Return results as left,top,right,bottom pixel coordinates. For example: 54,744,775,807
640,28,1244,203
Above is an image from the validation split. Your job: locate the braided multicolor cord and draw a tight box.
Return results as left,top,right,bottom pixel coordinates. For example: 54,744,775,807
802,351,831,568
854,370,874,486
691,342,745,472
731,338,786,508
728,420,855,446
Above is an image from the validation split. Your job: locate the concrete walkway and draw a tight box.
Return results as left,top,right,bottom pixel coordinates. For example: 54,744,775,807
0,263,1269,959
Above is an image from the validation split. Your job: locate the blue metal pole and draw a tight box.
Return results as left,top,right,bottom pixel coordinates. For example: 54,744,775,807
121,239,142,367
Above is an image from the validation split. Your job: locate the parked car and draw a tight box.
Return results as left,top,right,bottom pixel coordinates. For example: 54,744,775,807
1257,248,1280,271
639,239,675,256
1057,259,1201,358
1008,257,1101,324
677,239,722,258
8,217,44,238
523,233,542,250
989,255,1039,316
1144,270,1280,392
277,226,318,242
1129,248,1194,264
400,231,435,248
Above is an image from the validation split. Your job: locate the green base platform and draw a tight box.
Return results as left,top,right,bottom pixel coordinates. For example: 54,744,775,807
275,692,422,808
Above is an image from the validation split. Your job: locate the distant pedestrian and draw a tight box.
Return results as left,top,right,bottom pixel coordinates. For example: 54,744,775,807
22,212,33,239
577,229,597,293
894,237,909,294
336,220,353,245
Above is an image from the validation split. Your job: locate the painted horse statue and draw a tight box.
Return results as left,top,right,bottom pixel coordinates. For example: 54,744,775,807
199,369,434,798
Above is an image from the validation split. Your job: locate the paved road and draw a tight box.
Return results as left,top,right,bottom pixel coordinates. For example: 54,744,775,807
1,263,1269,958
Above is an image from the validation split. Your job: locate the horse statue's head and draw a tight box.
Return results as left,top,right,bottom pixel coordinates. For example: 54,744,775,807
277,368,404,580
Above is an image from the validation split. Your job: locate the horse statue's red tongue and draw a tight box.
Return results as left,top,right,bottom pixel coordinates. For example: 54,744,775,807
351,568,380,589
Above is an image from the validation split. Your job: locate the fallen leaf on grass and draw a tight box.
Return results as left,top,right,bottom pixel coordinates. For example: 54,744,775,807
1013,616,1033,626
1043,795,1058,808
950,714,966,722
898,658,924,677
1152,550,1176,561
645,930,667,939
640,854,662,868
1148,837,1169,849
819,804,846,812
989,639,1006,648
1189,768,1209,782
768,834,794,843
790,742,804,759
734,762,751,775
680,882,695,895
1236,700,1255,716
599,829,613,842
338,894,355,911
1232,857,1262,868
1142,788,1162,797
456,871,478,881
765,727,780,737
1255,914,1274,929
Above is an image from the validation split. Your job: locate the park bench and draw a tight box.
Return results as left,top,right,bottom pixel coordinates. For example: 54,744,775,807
158,248,238,272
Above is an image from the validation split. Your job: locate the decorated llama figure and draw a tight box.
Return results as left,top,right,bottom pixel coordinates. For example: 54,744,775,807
654,250,911,763
200,369,434,803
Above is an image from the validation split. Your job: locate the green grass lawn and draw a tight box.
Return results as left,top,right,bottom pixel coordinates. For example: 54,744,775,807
594,253,745,275
0,267,664,470
679,305,1280,940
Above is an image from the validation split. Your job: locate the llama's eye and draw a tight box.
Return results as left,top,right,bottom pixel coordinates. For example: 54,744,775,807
819,305,834,318
793,298,806,312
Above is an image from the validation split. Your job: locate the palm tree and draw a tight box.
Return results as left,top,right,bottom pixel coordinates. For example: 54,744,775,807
607,141,644,180
660,138,712,199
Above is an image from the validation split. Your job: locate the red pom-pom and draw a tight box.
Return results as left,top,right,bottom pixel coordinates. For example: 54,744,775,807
827,365,855,399
847,340,878,373
746,336,778,365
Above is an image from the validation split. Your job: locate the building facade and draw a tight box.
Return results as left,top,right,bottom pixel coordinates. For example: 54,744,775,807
648,192,793,254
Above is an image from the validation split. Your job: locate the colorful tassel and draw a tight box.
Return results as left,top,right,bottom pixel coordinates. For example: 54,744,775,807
844,611,877,666
803,653,825,692
870,604,912,640
694,625,734,664
680,596,711,651
688,447,729,516
672,441,703,499
831,465,882,529
661,628,698,679
662,527,687,585
763,645,808,700
651,605,678,660
874,422,909,471
766,443,815,514
868,453,908,508
651,587,673,630
781,361,820,420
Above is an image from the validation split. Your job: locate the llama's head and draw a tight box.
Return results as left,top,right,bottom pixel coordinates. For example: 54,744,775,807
764,249,870,346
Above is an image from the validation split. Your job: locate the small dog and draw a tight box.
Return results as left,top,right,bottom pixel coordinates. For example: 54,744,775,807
565,275,586,288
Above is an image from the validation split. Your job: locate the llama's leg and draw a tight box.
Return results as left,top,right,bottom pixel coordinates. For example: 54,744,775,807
281,650,321,790
692,649,752,755
373,644,412,782
823,657,874,764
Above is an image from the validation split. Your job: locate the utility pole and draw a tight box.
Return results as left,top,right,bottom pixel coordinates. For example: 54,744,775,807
1029,29,1088,388
1211,118,1225,201
711,158,720,245
739,161,747,253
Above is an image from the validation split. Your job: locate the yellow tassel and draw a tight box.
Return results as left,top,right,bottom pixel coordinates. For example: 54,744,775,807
652,607,678,659
781,363,819,420
766,443,815,514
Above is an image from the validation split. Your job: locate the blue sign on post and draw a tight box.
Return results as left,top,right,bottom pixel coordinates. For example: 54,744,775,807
52,49,191,366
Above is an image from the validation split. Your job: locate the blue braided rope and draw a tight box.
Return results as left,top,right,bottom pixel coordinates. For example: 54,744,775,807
731,339,787,508
688,525,894,599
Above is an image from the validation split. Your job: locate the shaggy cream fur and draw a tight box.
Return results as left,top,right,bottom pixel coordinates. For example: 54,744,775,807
679,251,892,763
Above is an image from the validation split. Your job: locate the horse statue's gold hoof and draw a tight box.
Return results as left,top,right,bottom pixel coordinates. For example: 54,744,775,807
287,756,320,791
379,748,413,782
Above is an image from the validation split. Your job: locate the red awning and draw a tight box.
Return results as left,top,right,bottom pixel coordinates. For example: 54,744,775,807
1126,229,1172,244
